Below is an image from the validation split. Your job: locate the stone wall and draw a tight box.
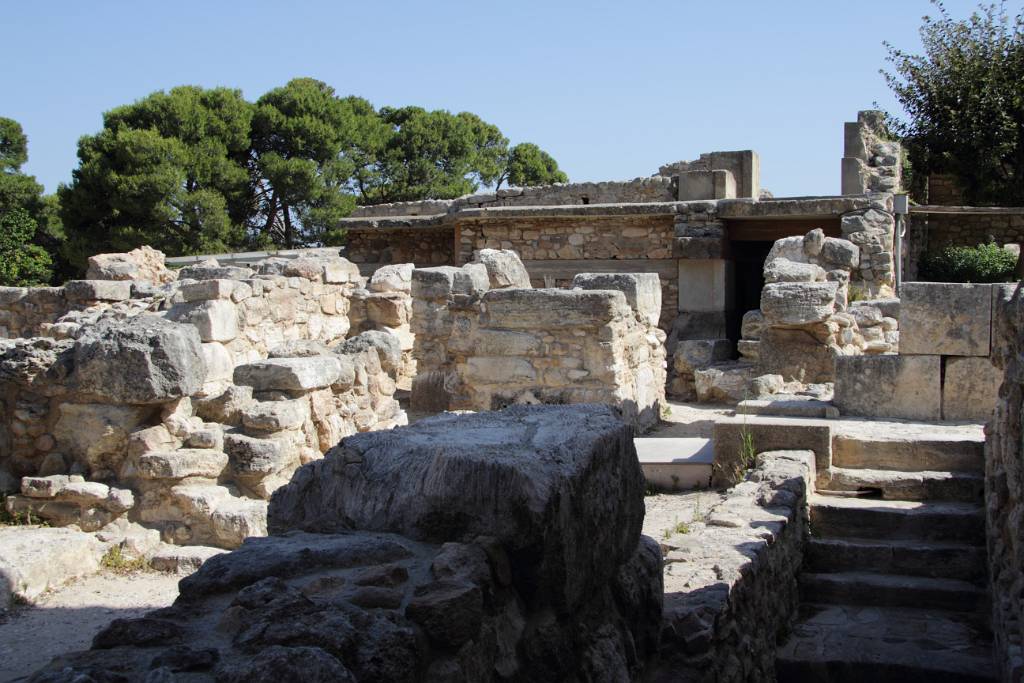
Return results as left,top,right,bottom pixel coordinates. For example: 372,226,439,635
344,222,454,266
841,110,901,195
907,209,1024,267
987,282,1024,681
349,176,677,218
410,251,667,432
1,248,411,555
653,449,813,681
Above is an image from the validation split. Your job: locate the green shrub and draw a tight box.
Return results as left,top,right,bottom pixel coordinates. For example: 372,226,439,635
919,242,1018,283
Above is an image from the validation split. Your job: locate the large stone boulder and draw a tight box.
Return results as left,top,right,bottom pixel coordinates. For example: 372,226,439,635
472,248,532,289
86,246,177,284
368,262,414,293
333,330,402,374
270,404,645,612
73,315,206,404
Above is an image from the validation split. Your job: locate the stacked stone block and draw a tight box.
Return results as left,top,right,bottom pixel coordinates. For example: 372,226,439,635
834,282,1002,421
411,250,667,431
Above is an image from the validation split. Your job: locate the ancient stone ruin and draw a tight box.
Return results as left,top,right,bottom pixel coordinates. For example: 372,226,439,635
3,110,1023,681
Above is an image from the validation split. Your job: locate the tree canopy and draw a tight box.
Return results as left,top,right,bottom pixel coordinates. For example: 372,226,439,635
0,117,54,286
883,1,1024,204
500,142,568,188
54,79,568,264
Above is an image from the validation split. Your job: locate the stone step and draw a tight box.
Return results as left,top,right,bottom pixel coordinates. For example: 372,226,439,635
832,432,984,473
800,571,987,613
805,537,986,583
737,396,839,419
135,449,229,480
824,467,984,502
777,603,995,682
810,494,984,544
634,437,712,491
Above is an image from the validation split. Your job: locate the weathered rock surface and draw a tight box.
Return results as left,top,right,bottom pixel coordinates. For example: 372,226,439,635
270,404,645,611
28,406,663,682
86,246,178,284
473,248,532,289
0,526,107,608
234,357,343,392
73,315,206,404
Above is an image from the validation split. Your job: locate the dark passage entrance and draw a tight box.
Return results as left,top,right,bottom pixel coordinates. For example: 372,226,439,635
729,240,774,344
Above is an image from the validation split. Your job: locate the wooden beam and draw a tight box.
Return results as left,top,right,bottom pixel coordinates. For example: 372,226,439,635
726,218,841,242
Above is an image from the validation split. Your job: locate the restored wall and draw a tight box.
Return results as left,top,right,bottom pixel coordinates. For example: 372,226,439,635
344,223,454,266
908,209,1024,255
348,176,677,218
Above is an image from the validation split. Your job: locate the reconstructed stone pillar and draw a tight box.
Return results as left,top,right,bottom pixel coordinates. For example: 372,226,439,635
841,110,902,195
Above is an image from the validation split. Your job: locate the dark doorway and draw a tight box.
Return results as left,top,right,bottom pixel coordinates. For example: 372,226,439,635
730,240,774,344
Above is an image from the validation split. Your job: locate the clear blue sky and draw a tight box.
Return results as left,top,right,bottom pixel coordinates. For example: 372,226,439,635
3,0,1002,198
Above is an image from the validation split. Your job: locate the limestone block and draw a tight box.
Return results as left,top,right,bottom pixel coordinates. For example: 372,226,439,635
368,263,413,293
694,363,754,403
269,404,644,612
448,329,540,356
268,340,331,358
179,279,234,302
63,280,132,302
741,309,765,340
86,246,176,284
464,357,537,384
572,272,661,326
678,259,734,313
177,261,254,281
758,327,836,384
412,265,489,300
472,249,532,289
167,299,239,343
834,355,941,421
0,527,106,607
322,259,362,284
820,237,859,269
760,282,837,326
234,357,343,392
766,236,806,264
241,399,309,432
334,330,402,375
942,356,1000,421
74,315,206,404
899,282,992,356
201,342,233,384
673,339,733,374
365,293,409,327
54,403,152,474
224,434,294,477
763,259,825,284
481,288,629,329
135,449,229,480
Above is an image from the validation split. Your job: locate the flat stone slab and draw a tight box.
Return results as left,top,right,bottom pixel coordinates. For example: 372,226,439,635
233,356,343,392
737,395,839,419
0,527,107,608
634,438,713,464
634,438,713,491
778,603,995,681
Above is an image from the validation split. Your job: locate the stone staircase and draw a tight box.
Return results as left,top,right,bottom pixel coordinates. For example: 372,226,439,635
777,427,995,681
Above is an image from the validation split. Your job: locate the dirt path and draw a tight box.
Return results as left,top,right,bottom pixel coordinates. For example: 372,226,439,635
0,571,180,682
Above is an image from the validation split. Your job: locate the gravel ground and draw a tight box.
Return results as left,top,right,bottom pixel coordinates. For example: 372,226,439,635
0,571,181,682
